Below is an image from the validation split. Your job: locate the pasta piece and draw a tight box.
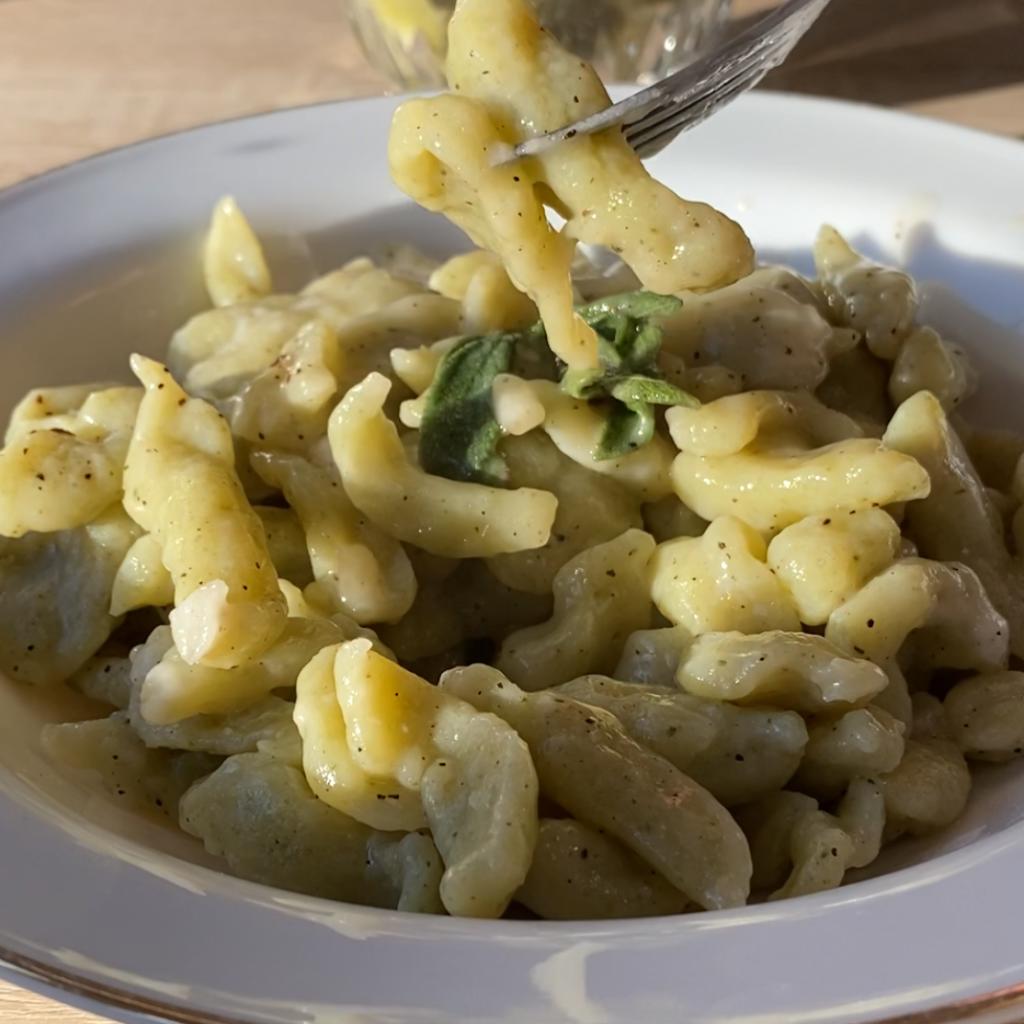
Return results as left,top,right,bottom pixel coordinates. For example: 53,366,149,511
880,739,971,838
429,250,537,332
295,641,538,917
134,613,371,724
0,509,137,686
127,634,298,754
909,692,950,741
888,326,976,411
678,631,889,713
766,509,901,625
42,713,217,818
793,706,905,798
441,665,752,910
944,672,1024,762
123,356,287,668
666,390,862,459
641,495,707,544
671,438,929,535
528,381,676,501
962,426,1024,493
517,819,689,919
487,432,641,595
69,653,132,710
254,506,314,587
659,270,856,390
390,0,752,367
111,506,313,615
816,345,892,435
824,558,1008,674
110,534,174,615
558,676,807,806
251,450,415,625
227,319,343,452
650,516,800,635
0,385,141,537
329,373,556,557
813,226,917,359
496,529,655,690
614,626,693,689
739,779,885,898
202,196,272,308
884,391,1024,658
180,752,444,912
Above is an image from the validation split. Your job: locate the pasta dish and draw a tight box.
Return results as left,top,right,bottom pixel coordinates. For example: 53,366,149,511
6,0,1023,919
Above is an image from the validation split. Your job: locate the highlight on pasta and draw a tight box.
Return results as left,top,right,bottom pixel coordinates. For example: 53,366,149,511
5,0,1023,920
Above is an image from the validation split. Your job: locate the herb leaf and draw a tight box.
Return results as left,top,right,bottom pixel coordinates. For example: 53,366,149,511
418,332,517,485
418,290,698,483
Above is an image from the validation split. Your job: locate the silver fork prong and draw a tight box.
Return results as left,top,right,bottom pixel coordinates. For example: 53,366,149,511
501,0,830,165
626,70,765,158
624,60,766,151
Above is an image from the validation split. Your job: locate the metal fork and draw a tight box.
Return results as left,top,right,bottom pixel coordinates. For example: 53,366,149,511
507,0,831,163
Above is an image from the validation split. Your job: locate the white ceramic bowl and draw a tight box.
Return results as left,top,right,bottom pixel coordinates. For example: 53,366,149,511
2,93,1024,1024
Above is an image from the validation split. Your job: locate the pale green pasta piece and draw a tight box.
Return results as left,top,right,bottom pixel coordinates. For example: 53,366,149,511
557,676,807,806
441,665,751,911
180,752,444,912
516,819,689,919
487,432,641,595
944,672,1024,762
496,529,655,690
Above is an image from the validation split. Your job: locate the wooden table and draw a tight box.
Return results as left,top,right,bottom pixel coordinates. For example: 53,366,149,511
1,0,1022,1019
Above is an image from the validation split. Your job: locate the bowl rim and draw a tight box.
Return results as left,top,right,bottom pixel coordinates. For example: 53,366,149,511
3,90,1024,1024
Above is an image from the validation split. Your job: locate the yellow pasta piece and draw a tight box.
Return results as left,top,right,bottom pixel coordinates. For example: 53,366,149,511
825,558,1008,674
0,385,141,537
252,450,415,625
666,390,862,459
671,438,930,535
429,250,537,332
496,529,655,690
390,0,752,368
296,640,538,917
123,355,287,668
202,196,272,307
651,516,800,635
328,372,556,557
134,611,371,724
766,508,901,625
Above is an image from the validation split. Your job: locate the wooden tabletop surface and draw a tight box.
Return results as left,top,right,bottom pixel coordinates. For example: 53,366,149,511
1,0,1022,1019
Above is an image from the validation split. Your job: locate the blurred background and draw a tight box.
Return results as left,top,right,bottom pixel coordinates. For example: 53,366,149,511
1,0,1022,190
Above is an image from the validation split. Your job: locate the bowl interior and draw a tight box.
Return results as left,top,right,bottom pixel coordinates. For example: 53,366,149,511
2,94,1024,904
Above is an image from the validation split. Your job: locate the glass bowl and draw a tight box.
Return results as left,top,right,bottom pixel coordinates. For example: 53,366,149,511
344,0,733,89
